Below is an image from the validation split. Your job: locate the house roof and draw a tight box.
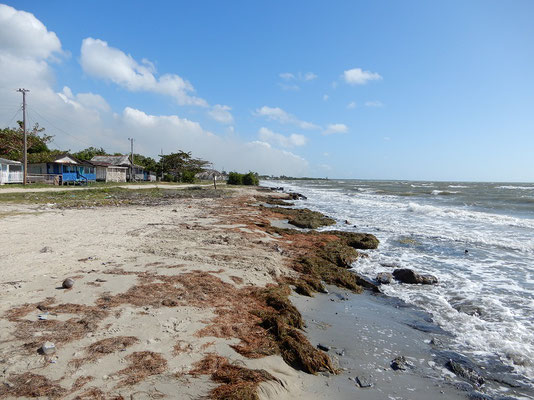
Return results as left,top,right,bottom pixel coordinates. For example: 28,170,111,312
28,153,82,165
0,157,22,165
91,155,131,167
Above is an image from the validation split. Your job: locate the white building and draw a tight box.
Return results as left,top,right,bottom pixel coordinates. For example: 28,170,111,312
0,158,23,184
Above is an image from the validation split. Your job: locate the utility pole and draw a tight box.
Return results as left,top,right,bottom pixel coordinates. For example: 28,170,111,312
17,88,29,185
128,138,134,181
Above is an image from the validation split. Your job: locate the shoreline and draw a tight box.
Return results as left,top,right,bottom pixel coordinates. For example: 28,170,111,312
0,185,531,399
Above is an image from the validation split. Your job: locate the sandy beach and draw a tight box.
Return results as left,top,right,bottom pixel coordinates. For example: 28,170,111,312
0,185,526,399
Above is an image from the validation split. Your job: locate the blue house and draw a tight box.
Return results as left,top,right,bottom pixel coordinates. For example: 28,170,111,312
28,154,96,185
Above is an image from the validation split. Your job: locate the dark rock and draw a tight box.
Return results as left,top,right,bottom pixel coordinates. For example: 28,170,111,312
40,246,52,253
376,272,393,284
355,375,373,388
335,349,345,356
393,268,438,284
62,278,74,289
447,359,485,386
317,343,330,352
288,192,307,200
380,262,401,269
353,273,381,292
270,207,335,229
344,220,350,225
328,230,379,250
161,299,178,306
468,392,493,400
391,356,411,371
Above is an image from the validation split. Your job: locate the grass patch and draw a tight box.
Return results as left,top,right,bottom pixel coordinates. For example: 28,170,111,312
0,187,230,207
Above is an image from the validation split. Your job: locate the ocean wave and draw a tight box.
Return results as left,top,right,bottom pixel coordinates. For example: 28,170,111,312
497,185,534,190
407,202,534,230
431,190,459,195
448,185,469,188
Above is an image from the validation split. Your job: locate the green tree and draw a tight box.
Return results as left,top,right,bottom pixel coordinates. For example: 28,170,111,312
0,121,53,161
73,146,108,161
159,151,210,180
132,153,159,174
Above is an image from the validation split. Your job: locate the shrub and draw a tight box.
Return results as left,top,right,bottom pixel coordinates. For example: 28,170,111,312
163,173,174,182
181,170,196,183
227,172,259,186
242,172,259,186
227,172,243,185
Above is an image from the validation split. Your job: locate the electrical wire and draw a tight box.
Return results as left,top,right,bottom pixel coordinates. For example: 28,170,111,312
27,105,96,148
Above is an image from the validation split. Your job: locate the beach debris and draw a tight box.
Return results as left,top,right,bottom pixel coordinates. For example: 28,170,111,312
317,343,331,352
393,268,438,285
62,278,75,289
38,312,49,320
335,349,345,356
344,220,350,225
40,246,53,253
40,342,56,355
391,356,412,371
447,359,485,386
376,272,393,284
355,375,373,388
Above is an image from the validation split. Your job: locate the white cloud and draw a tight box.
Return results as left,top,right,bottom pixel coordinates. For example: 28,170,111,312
323,94,329,101
365,100,384,107
258,127,307,148
0,4,62,60
57,86,110,113
347,101,357,109
343,68,382,85
0,4,309,176
121,109,308,175
0,4,63,90
254,106,319,130
279,72,295,81
208,104,234,124
279,71,317,82
80,38,207,106
302,72,318,81
278,83,300,91
323,123,348,135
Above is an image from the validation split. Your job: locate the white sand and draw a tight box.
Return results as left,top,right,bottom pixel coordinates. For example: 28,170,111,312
0,188,322,399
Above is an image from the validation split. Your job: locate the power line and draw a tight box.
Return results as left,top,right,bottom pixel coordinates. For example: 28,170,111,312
28,104,96,148
2,105,22,128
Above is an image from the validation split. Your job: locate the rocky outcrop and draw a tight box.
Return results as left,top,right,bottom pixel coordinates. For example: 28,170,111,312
393,268,438,285
326,231,379,250
376,272,393,284
269,207,336,229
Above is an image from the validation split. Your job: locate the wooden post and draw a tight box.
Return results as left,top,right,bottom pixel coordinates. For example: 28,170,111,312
213,175,217,189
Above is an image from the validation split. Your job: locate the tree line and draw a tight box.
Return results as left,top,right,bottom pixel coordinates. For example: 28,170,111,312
1,122,260,185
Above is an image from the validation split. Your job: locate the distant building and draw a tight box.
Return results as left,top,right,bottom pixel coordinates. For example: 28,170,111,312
0,158,23,184
91,155,151,182
28,154,96,185
89,159,128,183
195,169,225,181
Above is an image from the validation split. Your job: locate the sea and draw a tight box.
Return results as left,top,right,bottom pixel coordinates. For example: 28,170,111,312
262,179,534,386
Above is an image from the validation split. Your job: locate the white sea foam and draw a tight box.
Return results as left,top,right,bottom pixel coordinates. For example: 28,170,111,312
497,185,534,190
263,179,534,382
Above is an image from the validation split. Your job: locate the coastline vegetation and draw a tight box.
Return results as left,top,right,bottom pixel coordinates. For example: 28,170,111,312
227,172,259,186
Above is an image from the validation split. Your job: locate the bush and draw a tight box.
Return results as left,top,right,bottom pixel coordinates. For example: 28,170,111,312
242,172,259,186
227,172,259,186
163,173,174,182
227,172,243,185
181,170,196,183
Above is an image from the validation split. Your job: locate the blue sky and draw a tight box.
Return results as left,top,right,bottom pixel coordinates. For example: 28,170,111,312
1,1,533,181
